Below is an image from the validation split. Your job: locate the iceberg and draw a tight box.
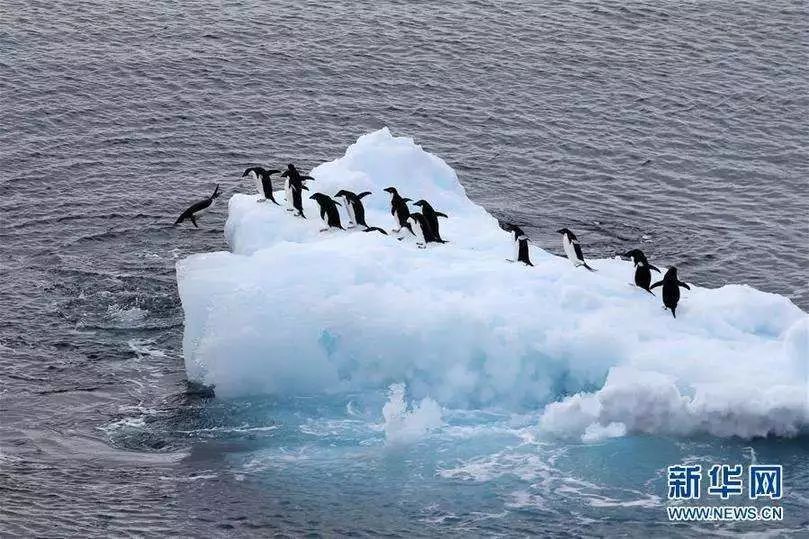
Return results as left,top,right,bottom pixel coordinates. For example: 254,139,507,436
176,128,809,440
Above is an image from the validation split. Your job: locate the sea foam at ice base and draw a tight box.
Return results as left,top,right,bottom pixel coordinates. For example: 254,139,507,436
177,128,809,441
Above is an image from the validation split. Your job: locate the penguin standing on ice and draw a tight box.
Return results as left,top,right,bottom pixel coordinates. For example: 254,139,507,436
281,164,314,213
309,193,344,231
557,228,596,271
334,190,387,235
383,187,412,233
650,267,691,318
174,184,221,228
621,249,661,294
413,200,448,242
407,212,440,248
242,166,281,205
505,224,533,266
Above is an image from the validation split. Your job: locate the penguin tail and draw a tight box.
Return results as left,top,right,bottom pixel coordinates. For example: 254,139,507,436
364,227,388,235
583,263,597,272
671,307,677,319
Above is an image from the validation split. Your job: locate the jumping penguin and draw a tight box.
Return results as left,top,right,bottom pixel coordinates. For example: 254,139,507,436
309,193,344,231
281,164,314,213
174,184,221,228
242,166,281,205
505,224,533,266
413,200,448,242
383,187,412,233
334,190,387,235
557,228,596,271
650,267,691,318
621,249,661,294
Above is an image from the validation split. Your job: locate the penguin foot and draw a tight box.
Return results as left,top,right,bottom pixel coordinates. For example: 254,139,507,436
506,259,515,263
417,243,426,249
319,227,328,232
257,199,267,203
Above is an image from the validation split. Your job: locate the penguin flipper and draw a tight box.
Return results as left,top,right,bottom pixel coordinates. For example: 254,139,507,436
435,212,448,218
357,191,372,199
190,215,198,228
679,281,691,290
649,264,662,273
644,288,655,296
583,262,596,272
650,280,663,289
364,227,388,235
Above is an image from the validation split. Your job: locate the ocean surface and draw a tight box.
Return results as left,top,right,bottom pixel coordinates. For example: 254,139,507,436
2,0,808,536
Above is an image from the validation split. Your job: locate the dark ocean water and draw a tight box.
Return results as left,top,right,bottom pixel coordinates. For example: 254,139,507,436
1,0,808,536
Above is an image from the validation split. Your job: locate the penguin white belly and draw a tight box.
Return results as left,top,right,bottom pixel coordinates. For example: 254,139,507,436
413,221,426,246
345,201,356,226
562,237,581,265
253,173,263,198
392,209,401,230
284,179,292,207
514,239,520,261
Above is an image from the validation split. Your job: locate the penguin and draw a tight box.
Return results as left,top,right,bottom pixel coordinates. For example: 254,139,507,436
242,166,281,205
505,224,533,266
334,190,388,235
406,213,434,248
557,228,596,271
174,184,221,228
281,164,314,212
309,193,344,231
650,267,691,318
413,200,448,242
621,249,661,294
383,187,412,233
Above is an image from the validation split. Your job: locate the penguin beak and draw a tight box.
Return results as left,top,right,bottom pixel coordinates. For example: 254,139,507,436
556,229,564,234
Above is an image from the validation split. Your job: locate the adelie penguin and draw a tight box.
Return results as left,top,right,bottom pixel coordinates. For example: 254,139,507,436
621,249,661,294
383,187,412,234
557,228,596,271
650,267,691,318
174,184,221,228
309,193,344,231
281,164,314,215
242,166,281,205
334,189,387,235
505,224,533,266
407,212,445,248
413,200,448,242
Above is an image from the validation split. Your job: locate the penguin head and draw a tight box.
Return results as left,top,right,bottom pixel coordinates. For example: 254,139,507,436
622,249,646,264
383,187,398,196
665,266,678,279
413,199,429,209
556,228,572,236
309,192,326,202
287,163,296,170
334,189,351,199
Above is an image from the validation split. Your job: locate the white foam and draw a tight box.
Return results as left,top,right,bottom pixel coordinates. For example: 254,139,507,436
176,127,809,440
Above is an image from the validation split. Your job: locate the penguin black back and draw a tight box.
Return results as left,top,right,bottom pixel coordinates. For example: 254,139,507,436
622,249,661,293
175,184,221,228
309,193,343,229
650,266,691,318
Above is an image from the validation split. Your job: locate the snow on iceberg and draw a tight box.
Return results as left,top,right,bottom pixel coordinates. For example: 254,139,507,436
176,128,809,439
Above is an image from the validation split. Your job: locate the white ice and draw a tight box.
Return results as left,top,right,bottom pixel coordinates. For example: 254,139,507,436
176,128,809,440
